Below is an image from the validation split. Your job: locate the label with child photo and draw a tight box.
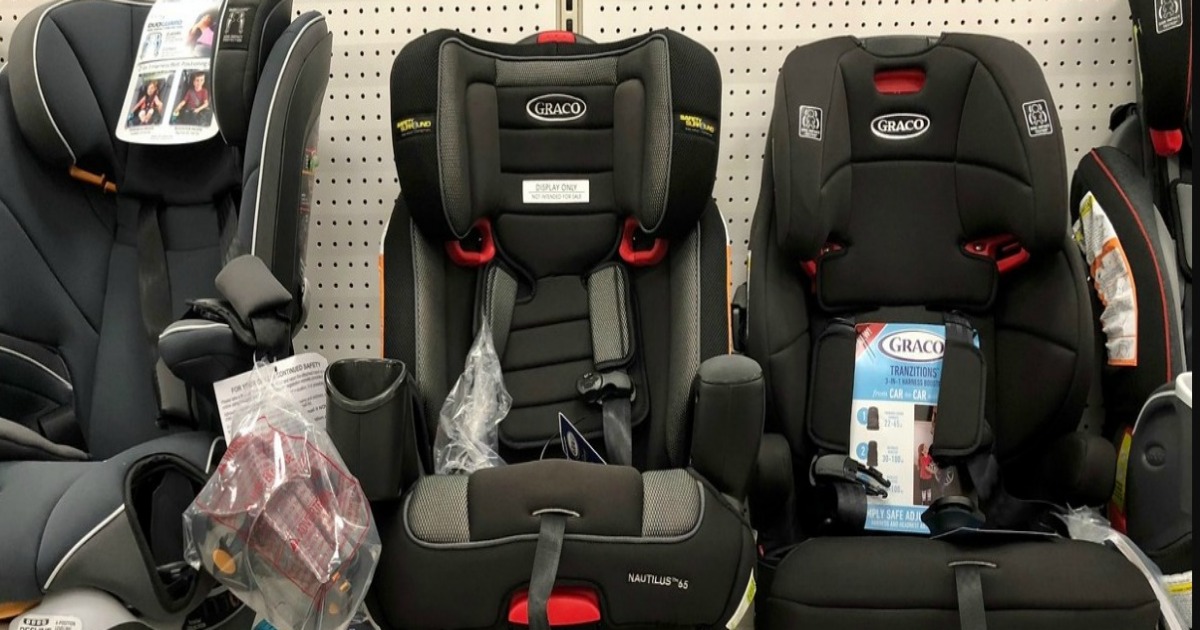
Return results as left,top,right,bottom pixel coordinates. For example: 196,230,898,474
117,0,221,144
848,323,971,534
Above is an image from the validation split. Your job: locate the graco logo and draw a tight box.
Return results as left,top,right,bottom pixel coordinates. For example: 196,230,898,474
879,330,945,363
871,113,930,140
798,105,824,141
527,94,586,122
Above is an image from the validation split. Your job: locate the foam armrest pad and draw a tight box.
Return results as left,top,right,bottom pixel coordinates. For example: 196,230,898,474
215,254,292,319
158,319,254,385
0,416,88,462
690,355,765,501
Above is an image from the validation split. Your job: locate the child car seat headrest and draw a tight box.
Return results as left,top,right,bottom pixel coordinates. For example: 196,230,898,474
1128,0,1192,155
390,29,722,242
771,33,1067,310
8,0,291,184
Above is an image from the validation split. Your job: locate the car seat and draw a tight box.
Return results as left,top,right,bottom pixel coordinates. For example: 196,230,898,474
1070,0,1192,436
745,33,1164,629
368,29,761,630
0,0,331,621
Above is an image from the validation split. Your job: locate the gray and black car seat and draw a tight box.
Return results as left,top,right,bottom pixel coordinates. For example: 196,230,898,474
0,0,330,621
1071,0,1192,435
745,34,1165,629
372,29,762,629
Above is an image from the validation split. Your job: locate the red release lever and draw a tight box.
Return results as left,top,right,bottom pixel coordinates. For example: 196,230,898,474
875,69,926,95
508,587,601,626
964,234,1030,275
445,218,496,267
537,30,577,44
1149,129,1184,157
618,217,669,267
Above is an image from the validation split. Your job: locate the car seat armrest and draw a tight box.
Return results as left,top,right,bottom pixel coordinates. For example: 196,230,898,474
215,255,293,320
159,319,255,386
0,416,88,462
1028,432,1117,507
749,433,795,526
689,355,764,501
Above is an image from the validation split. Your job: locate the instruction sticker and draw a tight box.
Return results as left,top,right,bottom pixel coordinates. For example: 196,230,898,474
523,180,590,204
116,0,221,145
212,353,329,439
14,616,82,630
849,323,970,534
1022,99,1054,137
1155,0,1184,33
798,105,823,141
1074,192,1138,366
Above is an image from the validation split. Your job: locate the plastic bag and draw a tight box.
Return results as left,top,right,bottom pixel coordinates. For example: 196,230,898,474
1059,507,1188,630
183,362,381,630
434,323,512,474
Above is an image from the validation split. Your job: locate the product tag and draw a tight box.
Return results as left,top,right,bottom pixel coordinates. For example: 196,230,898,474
1109,425,1134,533
849,323,972,534
117,0,222,144
1164,572,1192,627
523,180,590,204
559,412,606,464
212,353,329,440
1074,192,1138,365
14,616,82,630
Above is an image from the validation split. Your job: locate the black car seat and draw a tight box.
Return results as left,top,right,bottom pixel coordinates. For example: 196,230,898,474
0,0,331,621
371,29,762,630
1071,0,1192,436
746,34,1163,629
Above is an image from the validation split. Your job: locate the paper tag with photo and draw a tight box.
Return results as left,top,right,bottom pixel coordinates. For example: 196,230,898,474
116,0,222,145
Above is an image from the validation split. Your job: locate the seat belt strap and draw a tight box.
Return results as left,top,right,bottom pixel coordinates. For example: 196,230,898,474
585,264,636,466
950,561,991,630
528,510,571,630
932,313,989,461
480,263,518,360
137,202,193,424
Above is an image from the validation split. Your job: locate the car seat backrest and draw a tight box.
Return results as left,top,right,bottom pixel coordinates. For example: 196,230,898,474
1128,0,1192,156
387,30,728,467
763,34,1094,468
0,0,329,457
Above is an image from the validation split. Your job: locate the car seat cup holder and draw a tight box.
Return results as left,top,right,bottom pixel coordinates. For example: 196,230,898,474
324,358,417,501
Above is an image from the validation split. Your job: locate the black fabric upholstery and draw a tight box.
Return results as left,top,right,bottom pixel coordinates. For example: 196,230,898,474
1071,146,1187,432
211,0,294,146
762,537,1160,629
389,29,721,241
1129,0,1192,138
770,34,1067,311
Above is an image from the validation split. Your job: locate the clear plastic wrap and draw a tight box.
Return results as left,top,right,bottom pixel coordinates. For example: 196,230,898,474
433,323,512,474
183,362,381,630
1060,507,1188,630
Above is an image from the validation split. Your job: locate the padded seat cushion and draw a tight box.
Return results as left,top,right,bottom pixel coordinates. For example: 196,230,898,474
763,536,1162,630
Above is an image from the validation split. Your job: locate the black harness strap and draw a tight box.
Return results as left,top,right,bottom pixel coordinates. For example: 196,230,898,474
949,561,992,630
527,510,572,630
138,201,193,425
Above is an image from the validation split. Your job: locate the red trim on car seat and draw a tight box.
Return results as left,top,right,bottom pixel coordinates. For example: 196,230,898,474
445,219,496,267
537,30,577,44
508,587,601,626
963,234,1030,275
1090,149,1174,381
619,217,669,266
1149,129,1184,156
874,69,926,94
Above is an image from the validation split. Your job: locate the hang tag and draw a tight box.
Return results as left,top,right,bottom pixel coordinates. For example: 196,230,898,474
212,353,329,440
559,413,606,464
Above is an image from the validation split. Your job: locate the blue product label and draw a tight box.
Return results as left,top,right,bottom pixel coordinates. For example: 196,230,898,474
559,413,607,464
849,323,971,534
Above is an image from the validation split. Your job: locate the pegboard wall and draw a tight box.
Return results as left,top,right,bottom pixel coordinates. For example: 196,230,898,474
0,0,1138,361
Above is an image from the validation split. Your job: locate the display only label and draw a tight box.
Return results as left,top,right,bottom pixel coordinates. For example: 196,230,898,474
849,323,971,534
522,179,590,204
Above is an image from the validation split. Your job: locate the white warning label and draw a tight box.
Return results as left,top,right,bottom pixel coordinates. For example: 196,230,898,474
522,180,590,204
15,616,82,630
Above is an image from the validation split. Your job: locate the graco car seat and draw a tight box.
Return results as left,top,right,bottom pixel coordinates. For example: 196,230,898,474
368,29,762,630
745,33,1165,629
0,0,331,622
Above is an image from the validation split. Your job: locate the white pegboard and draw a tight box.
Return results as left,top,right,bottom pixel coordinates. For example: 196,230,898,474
0,1,1137,362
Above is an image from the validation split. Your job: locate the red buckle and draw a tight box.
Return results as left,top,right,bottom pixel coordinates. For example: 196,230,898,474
1149,128,1184,157
874,69,926,95
536,30,577,44
619,217,669,267
445,219,496,267
964,234,1029,274
800,242,843,280
508,587,601,626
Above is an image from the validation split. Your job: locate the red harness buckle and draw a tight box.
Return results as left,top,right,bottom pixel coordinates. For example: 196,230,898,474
508,587,601,627
445,218,496,267
619,217,669,267
800,242,844,280
964,234,1030,274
